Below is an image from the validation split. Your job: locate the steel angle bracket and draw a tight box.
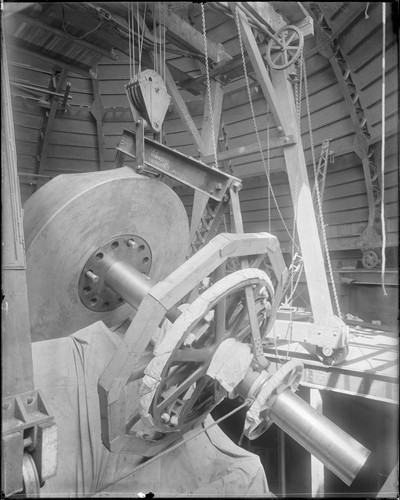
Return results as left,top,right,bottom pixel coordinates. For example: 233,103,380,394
2,390,57,496
98,232,288,453
116,129,241,201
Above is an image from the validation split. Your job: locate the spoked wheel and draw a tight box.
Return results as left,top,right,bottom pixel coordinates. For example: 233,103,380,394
266,25,304,70
361,249,380,269
143,268,275,433
316,345,349,366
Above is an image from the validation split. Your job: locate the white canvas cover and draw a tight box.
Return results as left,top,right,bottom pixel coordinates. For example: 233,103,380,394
31,322,270,497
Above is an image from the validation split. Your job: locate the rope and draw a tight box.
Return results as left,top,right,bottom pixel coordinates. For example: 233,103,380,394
89,400,250,497
201,3,219,170
381,2,387,296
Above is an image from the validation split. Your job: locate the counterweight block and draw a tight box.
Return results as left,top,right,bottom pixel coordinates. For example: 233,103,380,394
23,167,189,341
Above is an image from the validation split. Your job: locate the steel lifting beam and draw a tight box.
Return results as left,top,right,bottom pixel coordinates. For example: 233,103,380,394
116,128,241,201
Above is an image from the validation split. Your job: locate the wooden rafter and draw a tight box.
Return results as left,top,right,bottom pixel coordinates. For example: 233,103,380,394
164,65,205,152
155,3,232,65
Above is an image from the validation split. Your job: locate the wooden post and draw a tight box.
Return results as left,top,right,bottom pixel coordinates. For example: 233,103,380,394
1,25,34,396
270,68,335,323
235,9,288,136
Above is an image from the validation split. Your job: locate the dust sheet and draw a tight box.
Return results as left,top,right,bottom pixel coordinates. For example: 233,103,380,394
31,322,270,497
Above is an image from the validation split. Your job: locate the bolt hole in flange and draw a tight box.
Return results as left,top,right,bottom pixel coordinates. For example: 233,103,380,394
78,234,152,313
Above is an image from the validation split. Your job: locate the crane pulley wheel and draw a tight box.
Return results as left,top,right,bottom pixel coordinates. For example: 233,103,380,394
266,25,304,70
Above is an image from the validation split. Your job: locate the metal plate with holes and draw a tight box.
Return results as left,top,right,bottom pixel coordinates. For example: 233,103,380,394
79,235,151,312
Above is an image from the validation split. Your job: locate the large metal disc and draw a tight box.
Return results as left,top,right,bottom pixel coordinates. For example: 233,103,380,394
24,167,190,341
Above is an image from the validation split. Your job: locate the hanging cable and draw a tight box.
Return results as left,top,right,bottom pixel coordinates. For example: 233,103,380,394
266,104,271,234
380,2,387,296
131,2,136,78
303,56,342,318
90,400,250,496
201,3,219,170
128,3,132,80
234,7,300,252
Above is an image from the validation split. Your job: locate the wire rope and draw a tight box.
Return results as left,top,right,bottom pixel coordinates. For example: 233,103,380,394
234,7,301,252
88,400,250,497
380,2,387,295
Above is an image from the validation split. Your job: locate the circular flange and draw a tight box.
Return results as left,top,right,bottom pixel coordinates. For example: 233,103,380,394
78,234,152,312
24,167,189,340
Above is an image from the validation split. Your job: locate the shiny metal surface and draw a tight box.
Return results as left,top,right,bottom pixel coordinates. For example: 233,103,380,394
24,167,189,340
105,259,153,309
269,389,371,485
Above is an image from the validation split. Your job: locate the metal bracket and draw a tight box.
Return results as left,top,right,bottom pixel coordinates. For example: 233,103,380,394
116,129,241,201
2,390,57,496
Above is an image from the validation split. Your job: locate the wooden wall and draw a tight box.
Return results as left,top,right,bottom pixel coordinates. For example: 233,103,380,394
7,2,398,263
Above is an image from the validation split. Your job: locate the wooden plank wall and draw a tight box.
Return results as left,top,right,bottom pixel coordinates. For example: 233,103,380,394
8,49,98,203
8,3,398,262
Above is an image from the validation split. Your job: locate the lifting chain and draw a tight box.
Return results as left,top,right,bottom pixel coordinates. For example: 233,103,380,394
303,56,342,319
234,7,300,253
201,3,219,171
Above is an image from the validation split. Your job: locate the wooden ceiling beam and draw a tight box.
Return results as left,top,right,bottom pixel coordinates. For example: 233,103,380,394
6,37,90,77
14,13,118,61
157,3,232,65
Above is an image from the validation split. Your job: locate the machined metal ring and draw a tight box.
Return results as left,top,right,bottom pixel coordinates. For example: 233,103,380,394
78,234,152,312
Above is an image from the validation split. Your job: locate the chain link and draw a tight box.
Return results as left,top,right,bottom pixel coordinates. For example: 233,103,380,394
201,3,219,170
234,8,300,252
303,56,342,319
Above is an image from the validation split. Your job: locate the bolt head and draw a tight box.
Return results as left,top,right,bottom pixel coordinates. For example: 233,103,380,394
127,239,138,249
161,413,170,423
170,415,179,427
322,346,333,357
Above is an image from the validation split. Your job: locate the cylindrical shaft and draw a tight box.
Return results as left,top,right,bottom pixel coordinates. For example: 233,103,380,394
268,389,370,486
104,259,181,323
106,260,153,308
